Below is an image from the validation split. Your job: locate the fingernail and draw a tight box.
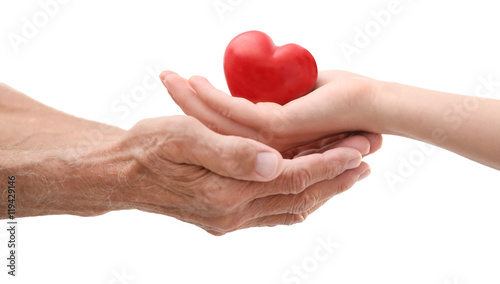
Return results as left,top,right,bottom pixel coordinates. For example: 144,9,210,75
159,71,170,81
363,145,371,156
162,76,172,93
255,152,279,178
345,157,362,170
357,169,371,181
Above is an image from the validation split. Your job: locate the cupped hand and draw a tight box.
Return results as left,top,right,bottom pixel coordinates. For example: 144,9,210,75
117,116,372,235
160,70,383,154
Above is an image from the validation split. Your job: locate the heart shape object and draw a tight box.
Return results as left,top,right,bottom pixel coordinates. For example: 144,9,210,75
224,31,318,105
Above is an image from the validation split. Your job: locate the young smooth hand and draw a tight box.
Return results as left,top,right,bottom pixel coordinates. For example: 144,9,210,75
160,70,383,155
161,70,500,169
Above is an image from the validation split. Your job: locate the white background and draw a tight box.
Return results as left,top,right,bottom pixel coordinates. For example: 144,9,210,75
1,0,499,283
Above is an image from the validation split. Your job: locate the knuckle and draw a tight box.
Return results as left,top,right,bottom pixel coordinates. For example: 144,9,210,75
291,193,317,214
204,122,220,133
283,214,305,226
209,216,239,232
326,160,344,179
287,168,313,194
299,211,311,222
199,181,240,216
337,177,356,195
219,138,255,177
220,108,233,120
256,127,275,144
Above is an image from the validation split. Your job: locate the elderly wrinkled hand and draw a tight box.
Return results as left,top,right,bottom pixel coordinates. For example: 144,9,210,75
114,116,371,235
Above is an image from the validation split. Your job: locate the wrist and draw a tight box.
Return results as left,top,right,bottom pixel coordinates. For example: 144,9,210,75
366,80,402,135
59,142,141,216
342,76,389,134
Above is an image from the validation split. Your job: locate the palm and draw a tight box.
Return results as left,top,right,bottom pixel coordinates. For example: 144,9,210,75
161,70,381,156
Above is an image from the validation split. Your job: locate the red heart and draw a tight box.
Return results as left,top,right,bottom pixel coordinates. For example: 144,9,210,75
224,31,318,105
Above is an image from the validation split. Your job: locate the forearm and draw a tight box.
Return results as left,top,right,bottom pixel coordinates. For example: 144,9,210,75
0,83,125,149
374,82,500,169
0,144,135,219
